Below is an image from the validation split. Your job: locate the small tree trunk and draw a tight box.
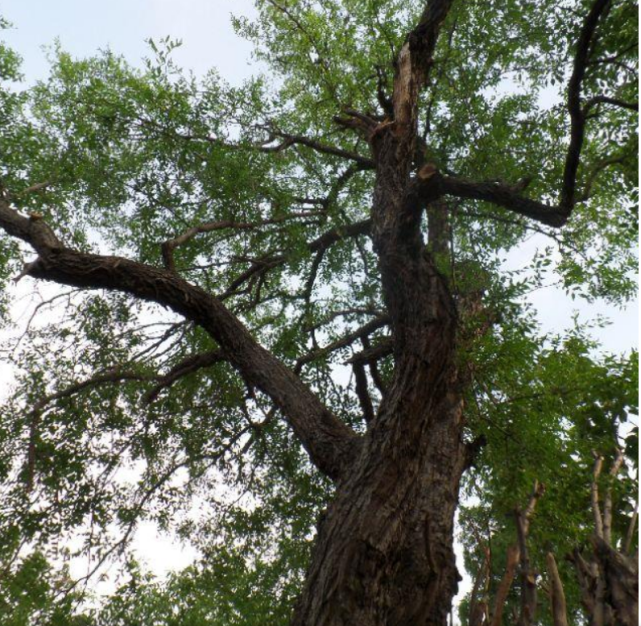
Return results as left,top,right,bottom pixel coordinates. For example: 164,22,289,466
570,450,639,626
516,511,538,626
490,544,520,626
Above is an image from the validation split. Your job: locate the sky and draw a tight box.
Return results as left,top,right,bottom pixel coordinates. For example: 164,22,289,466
0,0,638,610
1,0,258,84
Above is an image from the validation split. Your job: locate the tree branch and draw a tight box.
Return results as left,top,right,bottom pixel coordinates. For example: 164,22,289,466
623,505,638,555
437,0,618,229
584,95,638,112
144,350,227,403
490,544,520,626
345,337,394,365
591,452,605,539
295,315,390,372
603,447,625,545
0,197,360,481
441,176,569,227
161,211,322,272
516,505,538,626
561,0,613,210
546,553,569,626
352,362,375,424
218,218,371,302
490,481,545,626
261,130,375,169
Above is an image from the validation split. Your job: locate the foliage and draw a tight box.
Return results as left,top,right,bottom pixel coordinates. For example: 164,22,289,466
0,1,637,624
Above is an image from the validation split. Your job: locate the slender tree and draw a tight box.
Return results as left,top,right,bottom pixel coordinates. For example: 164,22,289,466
0,1,637,625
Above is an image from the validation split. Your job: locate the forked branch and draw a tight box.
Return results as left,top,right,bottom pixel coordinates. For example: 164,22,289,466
437,0,628,229
0,196,360,481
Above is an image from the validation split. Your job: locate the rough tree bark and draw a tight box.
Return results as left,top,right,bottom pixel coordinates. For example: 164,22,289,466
290,3,470,624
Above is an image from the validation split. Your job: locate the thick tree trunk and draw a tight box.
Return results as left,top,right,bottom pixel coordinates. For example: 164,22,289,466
291,367,467,626
293,150,468,624
290,9,472,619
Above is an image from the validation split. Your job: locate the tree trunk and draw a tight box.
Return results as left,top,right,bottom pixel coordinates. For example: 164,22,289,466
291,365,468,626
290,11,473,619
292,179,468,625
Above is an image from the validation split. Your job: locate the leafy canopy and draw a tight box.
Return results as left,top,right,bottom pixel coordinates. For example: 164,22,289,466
0,1,637,624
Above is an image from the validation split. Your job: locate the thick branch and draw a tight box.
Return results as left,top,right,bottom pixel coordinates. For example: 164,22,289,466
368,1,457,351
490,544,520,626
516,507,538,626
345,337,394,365
0,200,62,253
562,0,613,209
439,0,617,228
441,177,569,227
584,95,638,112
0,198,359,481
308,218,372,253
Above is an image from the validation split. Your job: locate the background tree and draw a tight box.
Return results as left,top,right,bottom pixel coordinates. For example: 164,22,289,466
0,1,637,625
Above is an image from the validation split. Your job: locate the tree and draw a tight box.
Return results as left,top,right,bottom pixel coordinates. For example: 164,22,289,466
0,1,637,625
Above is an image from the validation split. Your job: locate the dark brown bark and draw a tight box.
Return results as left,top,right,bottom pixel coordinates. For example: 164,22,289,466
0,197,359,482
568,449,638,626
292,160,467,625
569,541,639,626
291,352,468,625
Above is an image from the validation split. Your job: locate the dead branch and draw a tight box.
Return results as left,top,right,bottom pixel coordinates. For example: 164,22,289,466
603,447,625,545
546,553,569,626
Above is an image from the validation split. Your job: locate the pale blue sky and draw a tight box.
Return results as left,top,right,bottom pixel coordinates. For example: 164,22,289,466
1,0,257,83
